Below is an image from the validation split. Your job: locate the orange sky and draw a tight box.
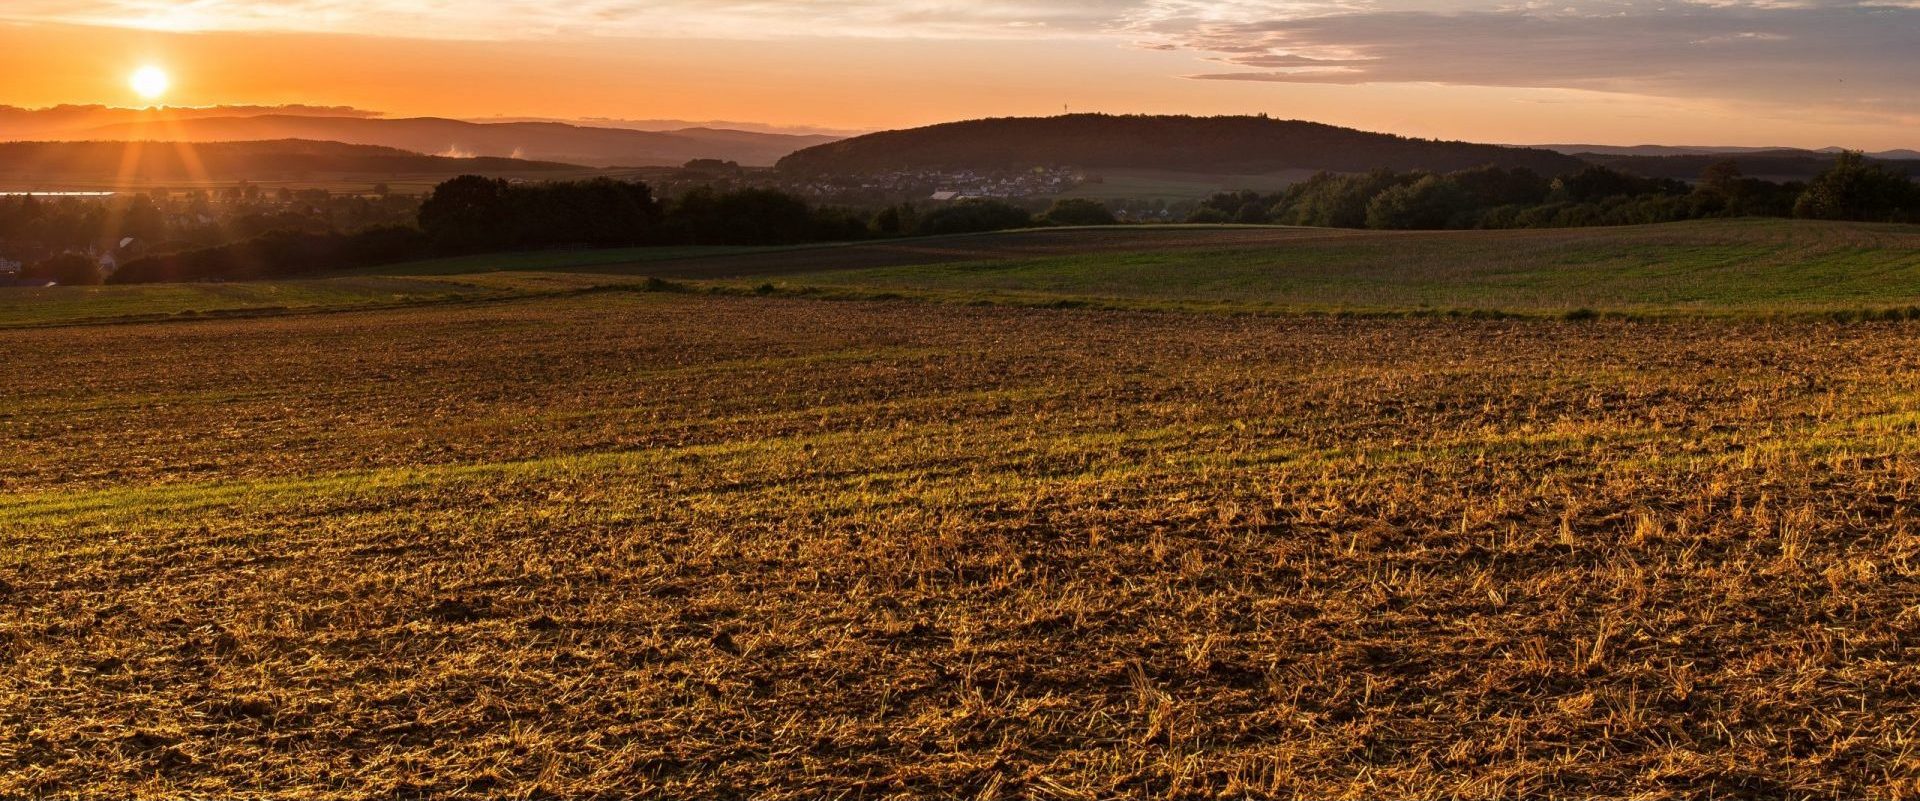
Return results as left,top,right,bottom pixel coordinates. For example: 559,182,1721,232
1,3,1915,149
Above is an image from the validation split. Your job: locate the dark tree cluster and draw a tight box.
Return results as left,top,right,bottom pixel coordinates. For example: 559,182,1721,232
1040,198,1120,227
1793,152,1920,222
20,253,103,286
1581,150,1920,184
109,227,428,283
110,177,941,283
912,199,1036,236
1189,154,1910,230
418,177,886,251
0,186,421,283
664,186,868,246
419,176,663,252
91,151,1911,286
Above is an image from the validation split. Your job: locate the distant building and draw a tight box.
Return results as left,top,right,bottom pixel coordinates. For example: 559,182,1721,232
0,258,20,278
929,191,961,202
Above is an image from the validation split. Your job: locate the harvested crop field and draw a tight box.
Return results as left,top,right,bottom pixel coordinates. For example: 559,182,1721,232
6,291,1920,797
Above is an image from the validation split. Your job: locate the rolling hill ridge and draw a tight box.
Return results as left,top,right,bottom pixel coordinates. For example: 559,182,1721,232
0,140,581,184
42,115,837,168
777,114,1589,176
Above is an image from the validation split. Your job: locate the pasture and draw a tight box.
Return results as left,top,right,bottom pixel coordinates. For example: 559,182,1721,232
10,219,1919,330
721,219,1920,316
5,219,1920,796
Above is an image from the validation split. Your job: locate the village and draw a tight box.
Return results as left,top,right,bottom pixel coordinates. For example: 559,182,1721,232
779,166,1083,205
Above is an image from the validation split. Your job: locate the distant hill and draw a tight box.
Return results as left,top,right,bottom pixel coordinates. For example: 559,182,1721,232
1578,149,1920,183
471,116,866,138
776,114,1588,176
1537,143,1920,160
0,140,580,184
0,104,381,140
61,115,838,167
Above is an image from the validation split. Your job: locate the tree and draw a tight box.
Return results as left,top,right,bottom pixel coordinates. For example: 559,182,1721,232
418,175,511,251
1553,166,1683,203
914,199,1033,236
112,227,430,284
1449,166,1550,207
506,178,660,247
1699,160,1743,196
115,194,168,244
1041,198,1118,226
1366,175,1474,229
22,253,102,286
871,204,918,235
1276,169,1414,228
713,188,816,245
1794,152,1918,222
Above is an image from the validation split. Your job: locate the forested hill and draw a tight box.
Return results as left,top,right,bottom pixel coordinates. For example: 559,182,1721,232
1578,150,1920,183
0,140,580,183
776,114,1588,176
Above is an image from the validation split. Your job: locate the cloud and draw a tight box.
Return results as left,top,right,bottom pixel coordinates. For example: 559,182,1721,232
1124,1,1916,118
2,0,1913,125
0,0,1140,40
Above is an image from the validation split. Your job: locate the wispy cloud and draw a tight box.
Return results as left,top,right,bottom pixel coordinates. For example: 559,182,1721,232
1124,1,1916,118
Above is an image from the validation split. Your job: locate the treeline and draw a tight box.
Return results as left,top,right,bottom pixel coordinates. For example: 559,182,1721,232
109,227,428,283
114,178,830,282
0,188,416,258
109,177,1086,283
1580,150,1920,184
1189,153,1916,229
95,153,1917,284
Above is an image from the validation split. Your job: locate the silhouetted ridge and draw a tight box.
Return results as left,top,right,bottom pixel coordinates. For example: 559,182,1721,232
777,114,1587,175
0,140,579,183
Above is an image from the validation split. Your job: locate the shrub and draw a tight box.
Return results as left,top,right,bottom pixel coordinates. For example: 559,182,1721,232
1041,198,1118,226
914,199,1033,236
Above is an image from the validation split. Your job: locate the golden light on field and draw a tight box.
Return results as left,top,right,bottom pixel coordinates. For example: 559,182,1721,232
129,65,170,100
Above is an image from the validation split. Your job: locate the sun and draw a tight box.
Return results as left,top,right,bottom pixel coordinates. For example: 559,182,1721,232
130,66,170,101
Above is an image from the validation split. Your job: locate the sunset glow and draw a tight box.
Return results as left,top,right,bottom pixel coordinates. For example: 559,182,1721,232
0,2,1913,149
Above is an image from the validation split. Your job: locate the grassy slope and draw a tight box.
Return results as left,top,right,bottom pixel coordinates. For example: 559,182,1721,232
0,272,672,328
5,218,1918,327
7,293,1920,796
0,276,489,328
355,245,779,276
747,219,1920,315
